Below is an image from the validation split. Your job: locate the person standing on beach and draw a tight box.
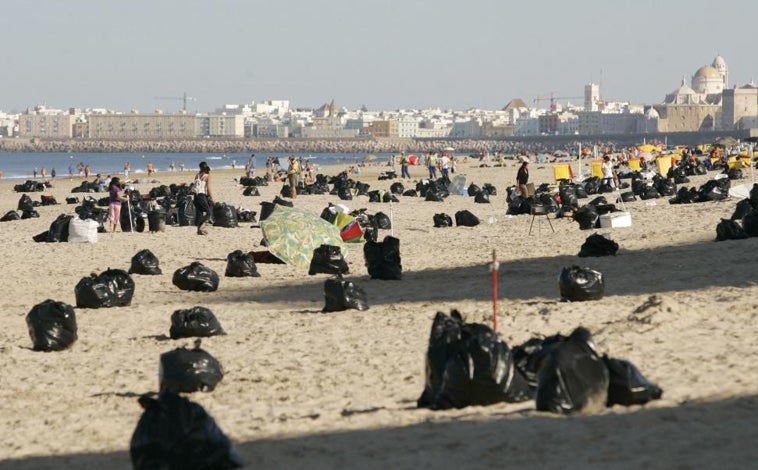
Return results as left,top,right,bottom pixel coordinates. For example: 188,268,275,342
439,153,451,179
147,162,155,176
33,168,38,178
426,152,438,179
51,168,56,179
286,155,302,199
107,177,127,232
601,155,617,188
41,167,47,178
516,156,530,196
193,162,214,235
400,152,411,179
124,162,131,178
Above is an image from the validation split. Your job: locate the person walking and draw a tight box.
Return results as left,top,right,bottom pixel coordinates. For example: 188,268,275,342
286,155,302,198
193,162,214,235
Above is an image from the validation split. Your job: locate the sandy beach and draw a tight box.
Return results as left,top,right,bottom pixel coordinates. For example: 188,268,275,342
1,159,758,469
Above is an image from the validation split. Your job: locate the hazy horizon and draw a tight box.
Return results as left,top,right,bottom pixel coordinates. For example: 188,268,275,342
2,0,757,113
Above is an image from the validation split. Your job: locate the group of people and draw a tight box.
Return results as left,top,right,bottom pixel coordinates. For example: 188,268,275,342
32,167,55,179
394,151,458,181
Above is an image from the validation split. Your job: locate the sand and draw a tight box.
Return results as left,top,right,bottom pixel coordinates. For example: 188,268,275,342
1,160,757,469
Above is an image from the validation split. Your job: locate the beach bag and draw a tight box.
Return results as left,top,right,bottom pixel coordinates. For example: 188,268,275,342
433,213,453,228
170,307,226,339
75,268,135,308
225,250,260,277
68,217,99,243
0,210,19,222
455,210,480,227
716,218,748,241
417,310,532,410
212,203,238,228
322,275,369,312
129,249,163,275
603,355,663,407
364,235,402,280
159,341,224,393
173,262,219,292
26,299,78,352
18,194,34,211
130,392,243,470
742,210,758,237
559,265,604,301
308,245,349,276
578,234,619,257
536,327,609,415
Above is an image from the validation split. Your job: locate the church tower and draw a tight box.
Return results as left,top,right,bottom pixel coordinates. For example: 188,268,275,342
712,54,728,89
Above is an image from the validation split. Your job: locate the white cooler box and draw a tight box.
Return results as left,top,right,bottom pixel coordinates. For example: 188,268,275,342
599,211,632,228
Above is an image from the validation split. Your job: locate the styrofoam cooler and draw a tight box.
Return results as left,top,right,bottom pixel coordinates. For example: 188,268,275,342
599,211,632,228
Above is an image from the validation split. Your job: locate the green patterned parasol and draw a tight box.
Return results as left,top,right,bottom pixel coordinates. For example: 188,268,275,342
260,205,347,266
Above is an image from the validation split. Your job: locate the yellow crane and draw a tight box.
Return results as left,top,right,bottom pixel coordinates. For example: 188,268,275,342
154,92,196,111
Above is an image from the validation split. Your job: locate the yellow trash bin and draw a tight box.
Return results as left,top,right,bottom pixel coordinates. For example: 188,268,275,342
628,158,641,171
553,164,572,183
656,157,672,177
591,160,603,178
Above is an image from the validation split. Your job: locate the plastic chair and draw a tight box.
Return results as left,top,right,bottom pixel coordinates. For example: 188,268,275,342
529,204,555,235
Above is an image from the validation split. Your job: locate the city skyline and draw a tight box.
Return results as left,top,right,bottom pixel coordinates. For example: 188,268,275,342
2,0,757,113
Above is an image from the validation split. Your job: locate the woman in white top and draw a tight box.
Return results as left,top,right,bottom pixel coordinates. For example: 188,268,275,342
601,155,617,188
193,161,214,235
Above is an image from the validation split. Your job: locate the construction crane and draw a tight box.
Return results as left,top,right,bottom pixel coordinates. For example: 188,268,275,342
533,92,584,113
154,92,196,111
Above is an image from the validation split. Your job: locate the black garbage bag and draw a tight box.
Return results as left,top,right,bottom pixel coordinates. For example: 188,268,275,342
308,245,349,276
373,211,391,230
322,275,369,312
364,235,402,280
225,249,260,277
482,183,497,196
75,268,136,308
742,210,758,237
18,194,34,212
273,195,293,207
170,306,226,339
731,199,753,221
21,209,40,219
536,327,609,415
40,195,58,206
656,179,676,197
65,196,80,204
583,177,600,195
511,333,569,389
559,265,604,301
698,178,729,201
402,189,417,197
236,208,256,223
0,210,20,222
603,355,663,407
280,184,293,198
178,197,197,226
242,185,260,197
716,218,748,241
417,310,532,410
506,195,530,215
727,168,743,180
51,214,74,242
368,190,381,202
619,191,636,203
337,187,353,200
455,210,480,227
474,191,490,203
355,182,370,195
129,249,163,275
382,192,399,203
425,191,445,202
173,262,220,292
212,203,238,228
129,391,243,470
147,210,167,232
749,183,758,208
573,205,599,230
433,213,453,227
26,299,78,351
390,182,405,195
159,341,224,393
467,183,481,197
578,234,619,257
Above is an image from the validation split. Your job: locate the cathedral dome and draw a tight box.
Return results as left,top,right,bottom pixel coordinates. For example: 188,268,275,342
694,65,720,79
712,55,727,70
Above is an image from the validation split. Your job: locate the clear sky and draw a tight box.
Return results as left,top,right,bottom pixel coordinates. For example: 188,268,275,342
2,0,757,113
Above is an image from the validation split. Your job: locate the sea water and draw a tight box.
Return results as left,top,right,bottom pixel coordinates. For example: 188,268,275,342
0,151,398,181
